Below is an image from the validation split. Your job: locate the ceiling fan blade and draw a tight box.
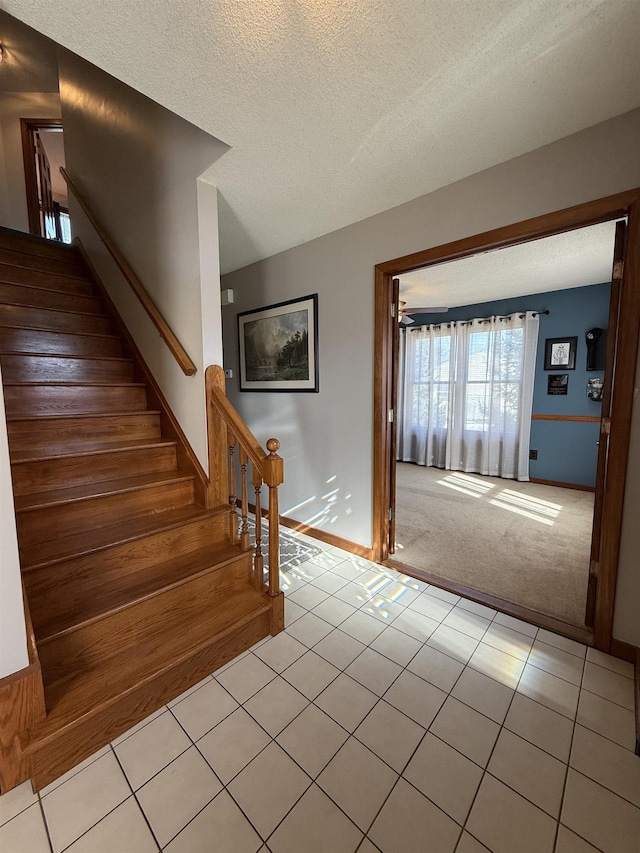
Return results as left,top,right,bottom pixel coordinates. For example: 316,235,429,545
400,315,415,324
404,307,449,315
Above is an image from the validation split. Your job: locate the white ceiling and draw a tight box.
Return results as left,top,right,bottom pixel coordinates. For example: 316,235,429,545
3,2,640,274
399,220,619,310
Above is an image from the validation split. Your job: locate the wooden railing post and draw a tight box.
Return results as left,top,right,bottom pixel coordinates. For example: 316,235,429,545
205,366,231,510
263,438,284,634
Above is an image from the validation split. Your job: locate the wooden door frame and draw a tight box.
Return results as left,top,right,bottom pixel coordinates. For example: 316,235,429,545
20,118,63,237
373,187,640,653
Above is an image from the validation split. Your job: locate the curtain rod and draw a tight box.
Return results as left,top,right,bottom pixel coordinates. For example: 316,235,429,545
420,309,550,329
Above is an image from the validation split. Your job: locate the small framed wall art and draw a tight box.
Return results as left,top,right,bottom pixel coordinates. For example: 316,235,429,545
238,294,319,392
544,337,577,371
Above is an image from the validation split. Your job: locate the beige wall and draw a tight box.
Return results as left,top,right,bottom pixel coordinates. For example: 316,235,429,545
222,108,640,647
0,365,28,679
58,50,229,468
0,91,62,232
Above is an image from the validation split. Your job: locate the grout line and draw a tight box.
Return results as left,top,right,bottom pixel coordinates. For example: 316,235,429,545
109,747,161,852
36,795,55,853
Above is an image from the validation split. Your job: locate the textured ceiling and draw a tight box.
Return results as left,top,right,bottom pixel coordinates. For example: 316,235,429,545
3,1,640,273
399,220,619,309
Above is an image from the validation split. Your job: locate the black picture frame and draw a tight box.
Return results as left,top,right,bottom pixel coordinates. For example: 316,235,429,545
544,337,577,370
238,294,319,392
548,374,569,395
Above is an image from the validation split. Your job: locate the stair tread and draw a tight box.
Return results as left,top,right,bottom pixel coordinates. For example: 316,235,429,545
0,301,108,319
4,381,145,387
11,436,176,463
15,470,196,513
7,410,161,424
0,352,132,363
0,262,90,283
0,280,98,298
0,324,119,340
20,504,225,570
28,585,269,738
37,542,247,643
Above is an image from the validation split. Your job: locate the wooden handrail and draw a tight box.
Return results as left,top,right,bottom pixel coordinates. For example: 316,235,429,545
205,365,284,620
60,167,197,376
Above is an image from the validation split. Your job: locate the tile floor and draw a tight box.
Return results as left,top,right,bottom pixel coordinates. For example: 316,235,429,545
1,535,639,852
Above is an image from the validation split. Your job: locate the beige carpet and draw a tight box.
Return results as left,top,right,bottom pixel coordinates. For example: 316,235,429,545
394,463,594,626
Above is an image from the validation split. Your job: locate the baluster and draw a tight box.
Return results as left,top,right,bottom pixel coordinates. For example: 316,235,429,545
228,432,239,544
253,467,264,589
239,448,250,551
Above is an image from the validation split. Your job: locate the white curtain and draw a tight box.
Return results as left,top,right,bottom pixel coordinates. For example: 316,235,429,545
397,312,539,480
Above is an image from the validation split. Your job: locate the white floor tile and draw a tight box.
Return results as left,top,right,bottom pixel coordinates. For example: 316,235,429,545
288,585,330,611
467,642,525,689
281,649,340,699
253,632,307,672
197,707,270,785
570,724,640,807
404,733,483,824
441,607,491,640
114,710,191,790
277,704,349,777
65,796,158,853
311,571,350,594
430,696,500,768
585,647,634,678
360,596,405,625
492,611,538,638
215,654,276,704
268,783,363,853
466,774,556,853
504,693,574,762
40,745,111,794
576,689,636,751
244,676,309,736
286,612,334,647
384,670,447,729
377,580,421,608
423,586,460,605
171,677,239,740
313,628,367,670
136,746,222,848
555,824,601,852
317,738,397,832
166,677,212,709
311,596,357,627
227,743,311,839
284,598,306,627
455,598,497,620
407,643,465,693
41,750,130,853
370,625,423,667
427,623,479,664
315,674,378,732
391,608,439,643
0,780,38,828
368,777,460,853
345,648,402,696
0,803,51,853
451,667,514,724
164,790,262,853
339,611,387,645
335,581,375,608
487,729,567,818
409,592,455,622
536,629,586,659
582,661,635,710
456,831,492,852
517,663,579,720
354,699,425,773
561,768,640,853
527,639,585,686
481,622,534,662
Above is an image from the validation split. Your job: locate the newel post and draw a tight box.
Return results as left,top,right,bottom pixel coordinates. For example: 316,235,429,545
263,438,284,634
204,365,231,509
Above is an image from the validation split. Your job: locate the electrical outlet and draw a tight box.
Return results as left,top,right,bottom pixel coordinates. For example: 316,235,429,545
529,449,538,460
224,368,233,379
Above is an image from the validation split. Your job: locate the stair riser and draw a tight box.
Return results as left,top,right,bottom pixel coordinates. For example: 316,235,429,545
18,480,196,544
0,328,122,357
11,445,177,497
40,557,256,683
25,515,229,626
0,261,92,293
3,384,147,417
0,354,134,383
28,612,270,791
0,248,91,282
7,413,161,453
0,283,103,315
0,304,111,334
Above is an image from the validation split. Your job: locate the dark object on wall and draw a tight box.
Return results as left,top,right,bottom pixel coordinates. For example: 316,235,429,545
544,337,577,370
587,377,604,402
548,374,569,395
586,327,607,371
238,294,319,392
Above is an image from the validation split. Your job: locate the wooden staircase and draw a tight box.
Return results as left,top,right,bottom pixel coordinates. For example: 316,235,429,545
0,226,281,792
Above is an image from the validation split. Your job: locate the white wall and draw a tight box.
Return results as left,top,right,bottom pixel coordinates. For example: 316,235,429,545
58,50,228,468
222,108,640,647
0,91,61,232
0,365,29,680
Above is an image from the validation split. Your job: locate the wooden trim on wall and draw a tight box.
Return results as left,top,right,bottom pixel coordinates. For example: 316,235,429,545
373,187,640,656
531,414,601,423
530,478,595,492
278,515,374,561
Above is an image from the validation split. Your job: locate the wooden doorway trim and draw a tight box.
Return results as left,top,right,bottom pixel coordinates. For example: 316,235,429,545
373,187,640,652
20,118,63,236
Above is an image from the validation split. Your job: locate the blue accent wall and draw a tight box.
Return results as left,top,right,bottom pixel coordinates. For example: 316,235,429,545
411,283,610,487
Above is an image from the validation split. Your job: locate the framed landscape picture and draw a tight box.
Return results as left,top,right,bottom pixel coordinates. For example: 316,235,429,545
238,294,319,391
